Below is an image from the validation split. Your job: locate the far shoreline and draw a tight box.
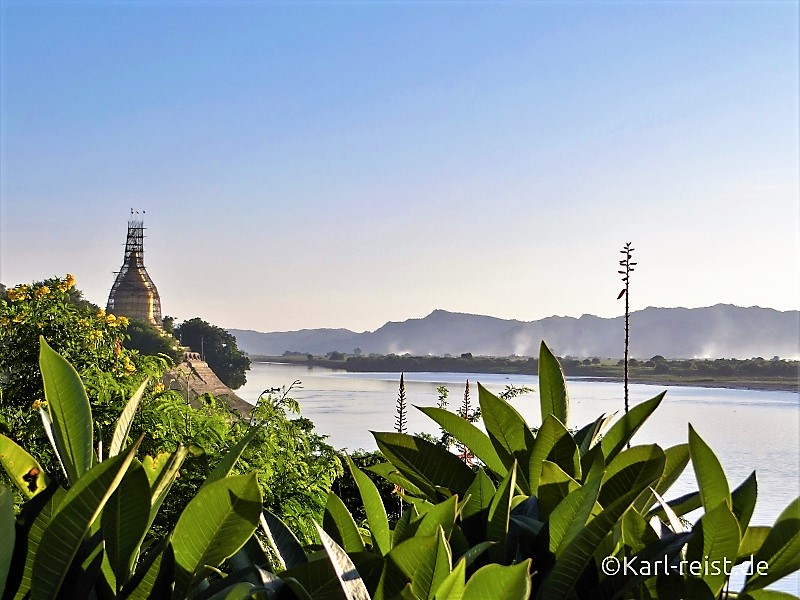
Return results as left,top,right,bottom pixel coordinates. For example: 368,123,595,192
248,355,799,394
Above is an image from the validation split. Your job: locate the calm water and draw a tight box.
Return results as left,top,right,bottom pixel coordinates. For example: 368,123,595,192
240,362,800,593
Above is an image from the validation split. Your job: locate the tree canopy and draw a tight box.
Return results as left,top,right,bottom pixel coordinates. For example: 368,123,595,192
175,317,251,389
124,318,183,364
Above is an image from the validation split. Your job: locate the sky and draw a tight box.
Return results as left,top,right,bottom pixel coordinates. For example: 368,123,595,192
1,1,798,333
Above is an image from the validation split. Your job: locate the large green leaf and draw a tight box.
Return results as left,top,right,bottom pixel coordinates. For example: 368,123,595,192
418,495,459,540
428,528,454,600
460,468,495,546
144,445,189,530
201,425,262,490
600,444,666,509
102,458,151,590
373,432,475,497
108,378,149,458
487,461,517,563
632,444,690,515
12,483,66,598
367,461,426,498
600,392,664,461
462,559,531,600
417,406,507,477
462,468,495,522
744,496,800,592
315,522,371,600
125,540,174,600
30,434,142,600
323,491,366,553
39,336,93,484
528,414,574,496
548,475,602,554
0,485,14,595
573,413,614,457
382,530,450,600
688,424,730,512
538,341,569,426
0,433,50,499
738,527,770,563
537,461,580,519
281,559,342,600
539,445,665,600
433,557,465,600
478,384,536,491
171,472,263,598
621,508,659,553
732,471,758,533
347,455,391,555
260,509,308,571
686,501,741,597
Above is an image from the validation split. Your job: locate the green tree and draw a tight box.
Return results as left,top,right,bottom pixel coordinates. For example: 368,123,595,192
124,318,183,364
175,317,251,389
161,314,176,334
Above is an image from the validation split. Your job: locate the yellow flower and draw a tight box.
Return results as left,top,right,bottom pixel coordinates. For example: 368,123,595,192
118,316,129,327
97,308,106,317
124,362,136,373
90,330,103,340
106,314,117,325
34,286,50,298
57,274,75,292
31,399,43,411
7,286,28,301
152,383,165,394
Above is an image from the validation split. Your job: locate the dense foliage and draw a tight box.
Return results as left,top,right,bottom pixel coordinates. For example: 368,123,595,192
0,276,169,477
0,275,340,542
123,318,183,365
0,276,150,408
174,317,251,389
2,340,798,599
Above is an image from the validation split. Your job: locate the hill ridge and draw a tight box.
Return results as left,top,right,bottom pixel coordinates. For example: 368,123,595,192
228,304,800,360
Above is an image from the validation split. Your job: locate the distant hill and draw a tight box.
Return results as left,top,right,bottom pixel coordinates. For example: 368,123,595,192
228,304,800,360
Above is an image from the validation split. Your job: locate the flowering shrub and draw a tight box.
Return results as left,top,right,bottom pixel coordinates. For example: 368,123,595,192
0,275,159,405
0,275,168,476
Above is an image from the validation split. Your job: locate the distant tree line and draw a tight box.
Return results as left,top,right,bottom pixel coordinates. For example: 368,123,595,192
259,351,798,383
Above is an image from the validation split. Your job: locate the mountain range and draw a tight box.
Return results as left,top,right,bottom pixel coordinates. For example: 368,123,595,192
229,304,800,360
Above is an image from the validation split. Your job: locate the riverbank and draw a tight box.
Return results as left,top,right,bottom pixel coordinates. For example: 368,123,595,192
248,354,799,393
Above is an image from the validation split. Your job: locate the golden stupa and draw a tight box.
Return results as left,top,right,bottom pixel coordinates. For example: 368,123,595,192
106,212,162,326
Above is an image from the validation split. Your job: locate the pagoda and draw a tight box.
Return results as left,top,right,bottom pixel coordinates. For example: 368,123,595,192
107,212,163,326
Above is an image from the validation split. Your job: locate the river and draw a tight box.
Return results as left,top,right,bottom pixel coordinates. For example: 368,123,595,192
239,361,800,593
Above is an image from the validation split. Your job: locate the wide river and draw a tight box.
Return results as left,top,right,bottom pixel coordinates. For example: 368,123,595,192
239,361,800,593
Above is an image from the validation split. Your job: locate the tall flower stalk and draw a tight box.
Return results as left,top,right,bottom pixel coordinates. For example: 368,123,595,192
617,242,636,416
395,372,407,434
393,373,408,509
457,380,475,465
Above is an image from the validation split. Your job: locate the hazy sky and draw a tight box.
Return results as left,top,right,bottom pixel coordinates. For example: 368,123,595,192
1,1,798,333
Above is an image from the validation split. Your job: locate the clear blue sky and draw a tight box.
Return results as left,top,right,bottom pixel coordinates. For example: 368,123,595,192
1,1,797,332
